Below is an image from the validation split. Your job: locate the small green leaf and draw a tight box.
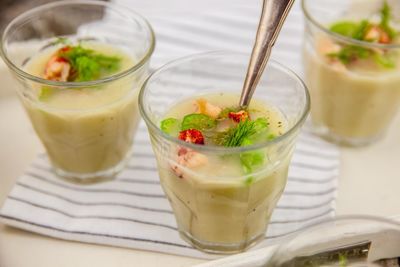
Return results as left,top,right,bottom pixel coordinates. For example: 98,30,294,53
330,21,359,37
39,86,55,101
181,113,216,131
160,118,180,135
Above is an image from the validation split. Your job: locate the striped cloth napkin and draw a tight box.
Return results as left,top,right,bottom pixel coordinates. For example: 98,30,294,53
0,0,340,259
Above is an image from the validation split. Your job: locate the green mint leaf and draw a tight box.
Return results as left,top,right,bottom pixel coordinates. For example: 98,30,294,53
181,113,216,131
160,118,180,135
330,21,359,37
39,86,55,101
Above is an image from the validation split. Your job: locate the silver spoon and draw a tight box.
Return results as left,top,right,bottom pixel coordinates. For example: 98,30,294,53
239,0,296,108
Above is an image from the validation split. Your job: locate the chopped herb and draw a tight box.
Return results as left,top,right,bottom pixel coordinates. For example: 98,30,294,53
181,113,216,131
160,118,180,135
327,1,398,69
215,120,256,147
214,117,274,147
59,45,121,82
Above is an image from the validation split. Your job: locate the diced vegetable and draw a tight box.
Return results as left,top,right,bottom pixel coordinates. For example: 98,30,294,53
160,118,181,135
228,110,249,123
181,113,216,131
178,129,205,145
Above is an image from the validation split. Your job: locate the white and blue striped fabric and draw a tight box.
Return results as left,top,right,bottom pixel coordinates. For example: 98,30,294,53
0,0,340,259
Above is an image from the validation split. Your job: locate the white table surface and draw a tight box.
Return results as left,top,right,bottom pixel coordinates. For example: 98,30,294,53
0,62,400,267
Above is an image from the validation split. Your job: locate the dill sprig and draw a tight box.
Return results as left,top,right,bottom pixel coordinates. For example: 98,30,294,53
214,118,269,147
214,120,256,147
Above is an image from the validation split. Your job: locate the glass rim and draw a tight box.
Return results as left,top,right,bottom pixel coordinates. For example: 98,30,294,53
139,51,311,154
0,0,156,88
301,0,400,49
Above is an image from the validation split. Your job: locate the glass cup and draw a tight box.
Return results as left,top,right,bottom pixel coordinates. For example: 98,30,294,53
139,51,310,253
302,0,400,146
0,1,155,183
267,215,400,267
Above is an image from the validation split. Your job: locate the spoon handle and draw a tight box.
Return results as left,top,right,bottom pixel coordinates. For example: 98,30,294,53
239,0,296,108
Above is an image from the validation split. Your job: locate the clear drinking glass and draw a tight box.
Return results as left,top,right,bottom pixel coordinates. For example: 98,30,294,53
267,215,400,267
302,0,400,146
0,1,155,183
139,51,310,253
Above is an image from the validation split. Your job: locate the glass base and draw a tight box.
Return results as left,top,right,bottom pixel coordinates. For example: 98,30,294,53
52,157,129,185
312,124,382,147
179,230,264,254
